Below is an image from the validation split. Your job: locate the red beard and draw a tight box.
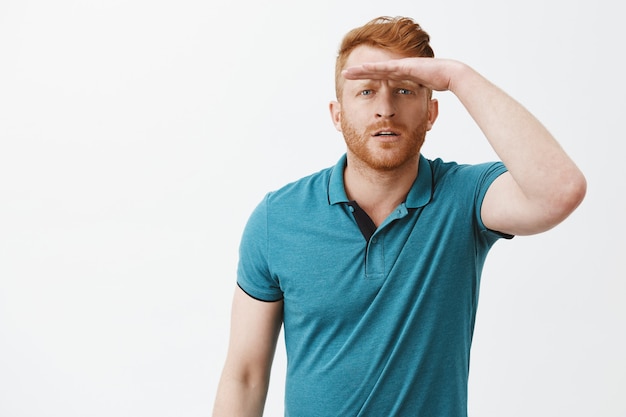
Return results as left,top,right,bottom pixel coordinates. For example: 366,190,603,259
340,114,428,171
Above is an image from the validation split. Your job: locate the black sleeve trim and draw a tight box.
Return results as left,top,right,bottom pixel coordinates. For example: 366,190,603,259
491,229,515,240
237,282,284,303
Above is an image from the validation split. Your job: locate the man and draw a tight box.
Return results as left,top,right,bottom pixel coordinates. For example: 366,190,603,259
213,16,586,416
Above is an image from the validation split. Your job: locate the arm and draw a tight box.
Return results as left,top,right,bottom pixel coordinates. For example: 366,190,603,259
343,59,587,235
212,286,283,417
446,61,586,235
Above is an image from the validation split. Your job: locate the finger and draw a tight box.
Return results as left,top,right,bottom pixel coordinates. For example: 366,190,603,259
342,64,399,80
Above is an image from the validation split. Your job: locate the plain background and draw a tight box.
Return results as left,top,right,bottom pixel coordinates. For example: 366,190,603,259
1,0,624,416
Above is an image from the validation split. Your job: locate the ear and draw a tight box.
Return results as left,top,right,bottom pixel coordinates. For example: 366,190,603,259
329,100,342,132
426,98,439,131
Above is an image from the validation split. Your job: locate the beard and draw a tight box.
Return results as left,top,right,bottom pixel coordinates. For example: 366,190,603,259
340,112,429,171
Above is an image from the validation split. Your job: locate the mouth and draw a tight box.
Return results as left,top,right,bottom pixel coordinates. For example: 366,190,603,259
372,129,400,139
373,130,400,137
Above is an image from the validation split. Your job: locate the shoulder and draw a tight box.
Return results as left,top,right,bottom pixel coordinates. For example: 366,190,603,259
265,165,335,208
428,157,507,190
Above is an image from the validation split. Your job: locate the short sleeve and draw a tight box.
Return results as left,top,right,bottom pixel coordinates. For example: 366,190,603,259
473,161,513,240
236,194,284,302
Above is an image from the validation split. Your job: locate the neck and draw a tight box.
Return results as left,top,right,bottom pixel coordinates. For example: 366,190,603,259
344,154,420,226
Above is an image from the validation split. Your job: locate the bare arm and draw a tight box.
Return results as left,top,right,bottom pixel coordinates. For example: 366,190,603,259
212,286,283,417
343,59,587,235
446,61,586,235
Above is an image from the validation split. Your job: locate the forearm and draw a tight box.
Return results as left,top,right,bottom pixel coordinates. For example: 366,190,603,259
213,288,283,417
212,372,269,417
449,62,586,209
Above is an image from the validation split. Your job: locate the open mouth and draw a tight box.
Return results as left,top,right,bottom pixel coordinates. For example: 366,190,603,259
373,130,399,137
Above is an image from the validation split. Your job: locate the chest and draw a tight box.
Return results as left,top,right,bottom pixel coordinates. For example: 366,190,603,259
269,202,478,329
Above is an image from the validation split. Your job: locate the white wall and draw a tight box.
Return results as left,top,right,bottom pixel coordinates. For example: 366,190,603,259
0,1,623,416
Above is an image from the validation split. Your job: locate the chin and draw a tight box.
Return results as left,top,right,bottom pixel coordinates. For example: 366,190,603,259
357,149,421,171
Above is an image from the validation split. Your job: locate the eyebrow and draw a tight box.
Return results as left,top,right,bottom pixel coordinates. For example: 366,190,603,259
389,80,421,89
351,79,380,88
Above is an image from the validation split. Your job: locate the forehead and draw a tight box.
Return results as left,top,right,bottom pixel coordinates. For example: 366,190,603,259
342,45,420,92
344,44,408,68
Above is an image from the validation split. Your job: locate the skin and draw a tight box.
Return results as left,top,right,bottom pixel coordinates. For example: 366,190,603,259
329,45,438,226
212,288,283,417
339,46,586,235
212,45,587,417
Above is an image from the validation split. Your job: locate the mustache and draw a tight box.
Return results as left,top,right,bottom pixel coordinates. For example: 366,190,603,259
366,121,408,134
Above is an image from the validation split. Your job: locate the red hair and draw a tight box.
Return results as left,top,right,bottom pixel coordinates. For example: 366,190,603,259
335,16,434,98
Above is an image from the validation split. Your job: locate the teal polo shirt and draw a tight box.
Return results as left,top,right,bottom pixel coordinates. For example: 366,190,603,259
237,154,509,417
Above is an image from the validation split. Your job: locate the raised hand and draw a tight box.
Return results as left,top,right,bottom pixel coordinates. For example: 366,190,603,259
342,57,464,93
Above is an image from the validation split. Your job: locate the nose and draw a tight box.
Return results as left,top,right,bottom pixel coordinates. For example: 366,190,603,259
376,92,396,118
376,109,395,118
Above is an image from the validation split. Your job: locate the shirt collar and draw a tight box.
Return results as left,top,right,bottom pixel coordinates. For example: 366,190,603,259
327,154,433,208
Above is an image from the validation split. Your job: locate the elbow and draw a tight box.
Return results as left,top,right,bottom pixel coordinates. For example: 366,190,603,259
571,171,587,207
545,169,587,227
561,169,587,213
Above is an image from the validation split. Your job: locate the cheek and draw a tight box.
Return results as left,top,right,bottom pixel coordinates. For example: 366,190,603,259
340,105,364,126
339,111,359,134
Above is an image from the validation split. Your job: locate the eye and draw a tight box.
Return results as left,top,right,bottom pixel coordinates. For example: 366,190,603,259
396,88,413,95
359,89,373,96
